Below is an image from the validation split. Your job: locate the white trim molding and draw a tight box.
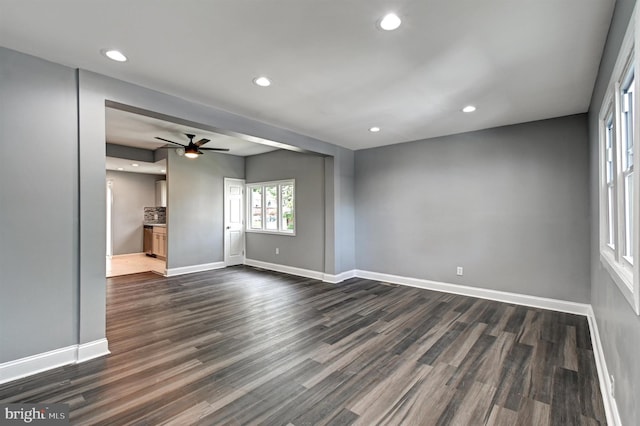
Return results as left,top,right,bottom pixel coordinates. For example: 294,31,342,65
165,261,226,277
241,261,590,315
244,258,324,281
323,269,357,284
0,345,77,385
586,307,622,426
77,338,110,363
0,339,111,385
355,270,591,315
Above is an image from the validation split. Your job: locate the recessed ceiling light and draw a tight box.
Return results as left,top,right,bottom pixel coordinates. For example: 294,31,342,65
462,105,477,113
379,13,402,31
253,76,271,87
102,49,127,62
131,163,139,167
369,126,381,132
117,167,124,171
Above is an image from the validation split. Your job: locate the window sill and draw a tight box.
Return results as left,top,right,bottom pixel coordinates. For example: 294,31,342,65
246,229,296,237
600,250,639,314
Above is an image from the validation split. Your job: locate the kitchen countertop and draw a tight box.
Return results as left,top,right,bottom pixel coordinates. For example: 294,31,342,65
144,223,166,227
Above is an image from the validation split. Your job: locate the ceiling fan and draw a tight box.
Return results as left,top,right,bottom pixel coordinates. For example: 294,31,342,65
155,133,230,159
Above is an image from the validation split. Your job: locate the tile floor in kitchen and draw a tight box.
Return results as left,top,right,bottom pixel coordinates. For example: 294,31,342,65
106,253,166,277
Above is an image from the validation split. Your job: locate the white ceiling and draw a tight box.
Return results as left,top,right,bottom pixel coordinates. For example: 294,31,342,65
0,0,614,150
106,107,278,156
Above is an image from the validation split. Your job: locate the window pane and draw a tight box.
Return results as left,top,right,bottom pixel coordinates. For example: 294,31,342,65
621,67,634,261
625,172,633,259
250,187,262,229
608,185,615,247
606,116,614,184
280,183,294,232
621,71,635,172
265,185,278,230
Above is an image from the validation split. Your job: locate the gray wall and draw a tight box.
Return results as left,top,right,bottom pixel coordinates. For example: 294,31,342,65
167,150,244,269
336,147,356,273
245,150,325,272
0,48,79,362
106,171,159,255
355,114,591,302
588,0,640,424
106,143,154,162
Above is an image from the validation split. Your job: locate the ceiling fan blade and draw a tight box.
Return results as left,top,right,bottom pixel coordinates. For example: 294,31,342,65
200,147,230,152
194,138,210,147
155,136,187,148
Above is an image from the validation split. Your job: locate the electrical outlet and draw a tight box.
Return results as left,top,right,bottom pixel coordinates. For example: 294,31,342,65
275,248,279,255
610,375,615,398
456,267,463,276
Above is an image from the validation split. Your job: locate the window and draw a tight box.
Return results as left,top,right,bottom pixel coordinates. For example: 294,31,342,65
605,108,616,248
621,66,635,260
246,180,295,235
598,10,639,314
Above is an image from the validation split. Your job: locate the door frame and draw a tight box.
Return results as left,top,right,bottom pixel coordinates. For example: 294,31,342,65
224,177,246,266
106,179,113,258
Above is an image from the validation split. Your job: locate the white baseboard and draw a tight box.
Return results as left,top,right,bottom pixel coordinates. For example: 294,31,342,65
0,345,78,385
323,269,357,284
77,338,110,363
586,307,621,426
0,338,110,385
244,259,325,281
165,261,225,277
243,260,358,284
240,263,589,316
355,270,591,316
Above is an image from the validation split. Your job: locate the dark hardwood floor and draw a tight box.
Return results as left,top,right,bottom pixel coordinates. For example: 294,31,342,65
0,266,606,425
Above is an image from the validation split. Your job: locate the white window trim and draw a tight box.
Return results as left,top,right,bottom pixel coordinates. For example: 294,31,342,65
246,179,296,236
598,6,640,315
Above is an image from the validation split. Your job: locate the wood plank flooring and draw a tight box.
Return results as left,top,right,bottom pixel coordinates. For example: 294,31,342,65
0,266,606,425
106,253,166,277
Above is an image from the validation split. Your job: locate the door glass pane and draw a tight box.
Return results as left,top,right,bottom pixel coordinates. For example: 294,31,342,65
265,185,278,230
280,183,294,232
250,187,262,229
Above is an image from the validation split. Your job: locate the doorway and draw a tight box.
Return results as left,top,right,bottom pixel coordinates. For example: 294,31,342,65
104,172,167,278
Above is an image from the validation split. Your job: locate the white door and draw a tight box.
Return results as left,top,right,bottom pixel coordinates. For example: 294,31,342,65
224,178,245,266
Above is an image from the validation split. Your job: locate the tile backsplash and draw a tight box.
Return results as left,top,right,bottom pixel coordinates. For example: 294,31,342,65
144,207,166,224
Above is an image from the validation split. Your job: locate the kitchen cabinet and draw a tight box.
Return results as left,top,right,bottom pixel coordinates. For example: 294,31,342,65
152,226,167,259
143,226,153,255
